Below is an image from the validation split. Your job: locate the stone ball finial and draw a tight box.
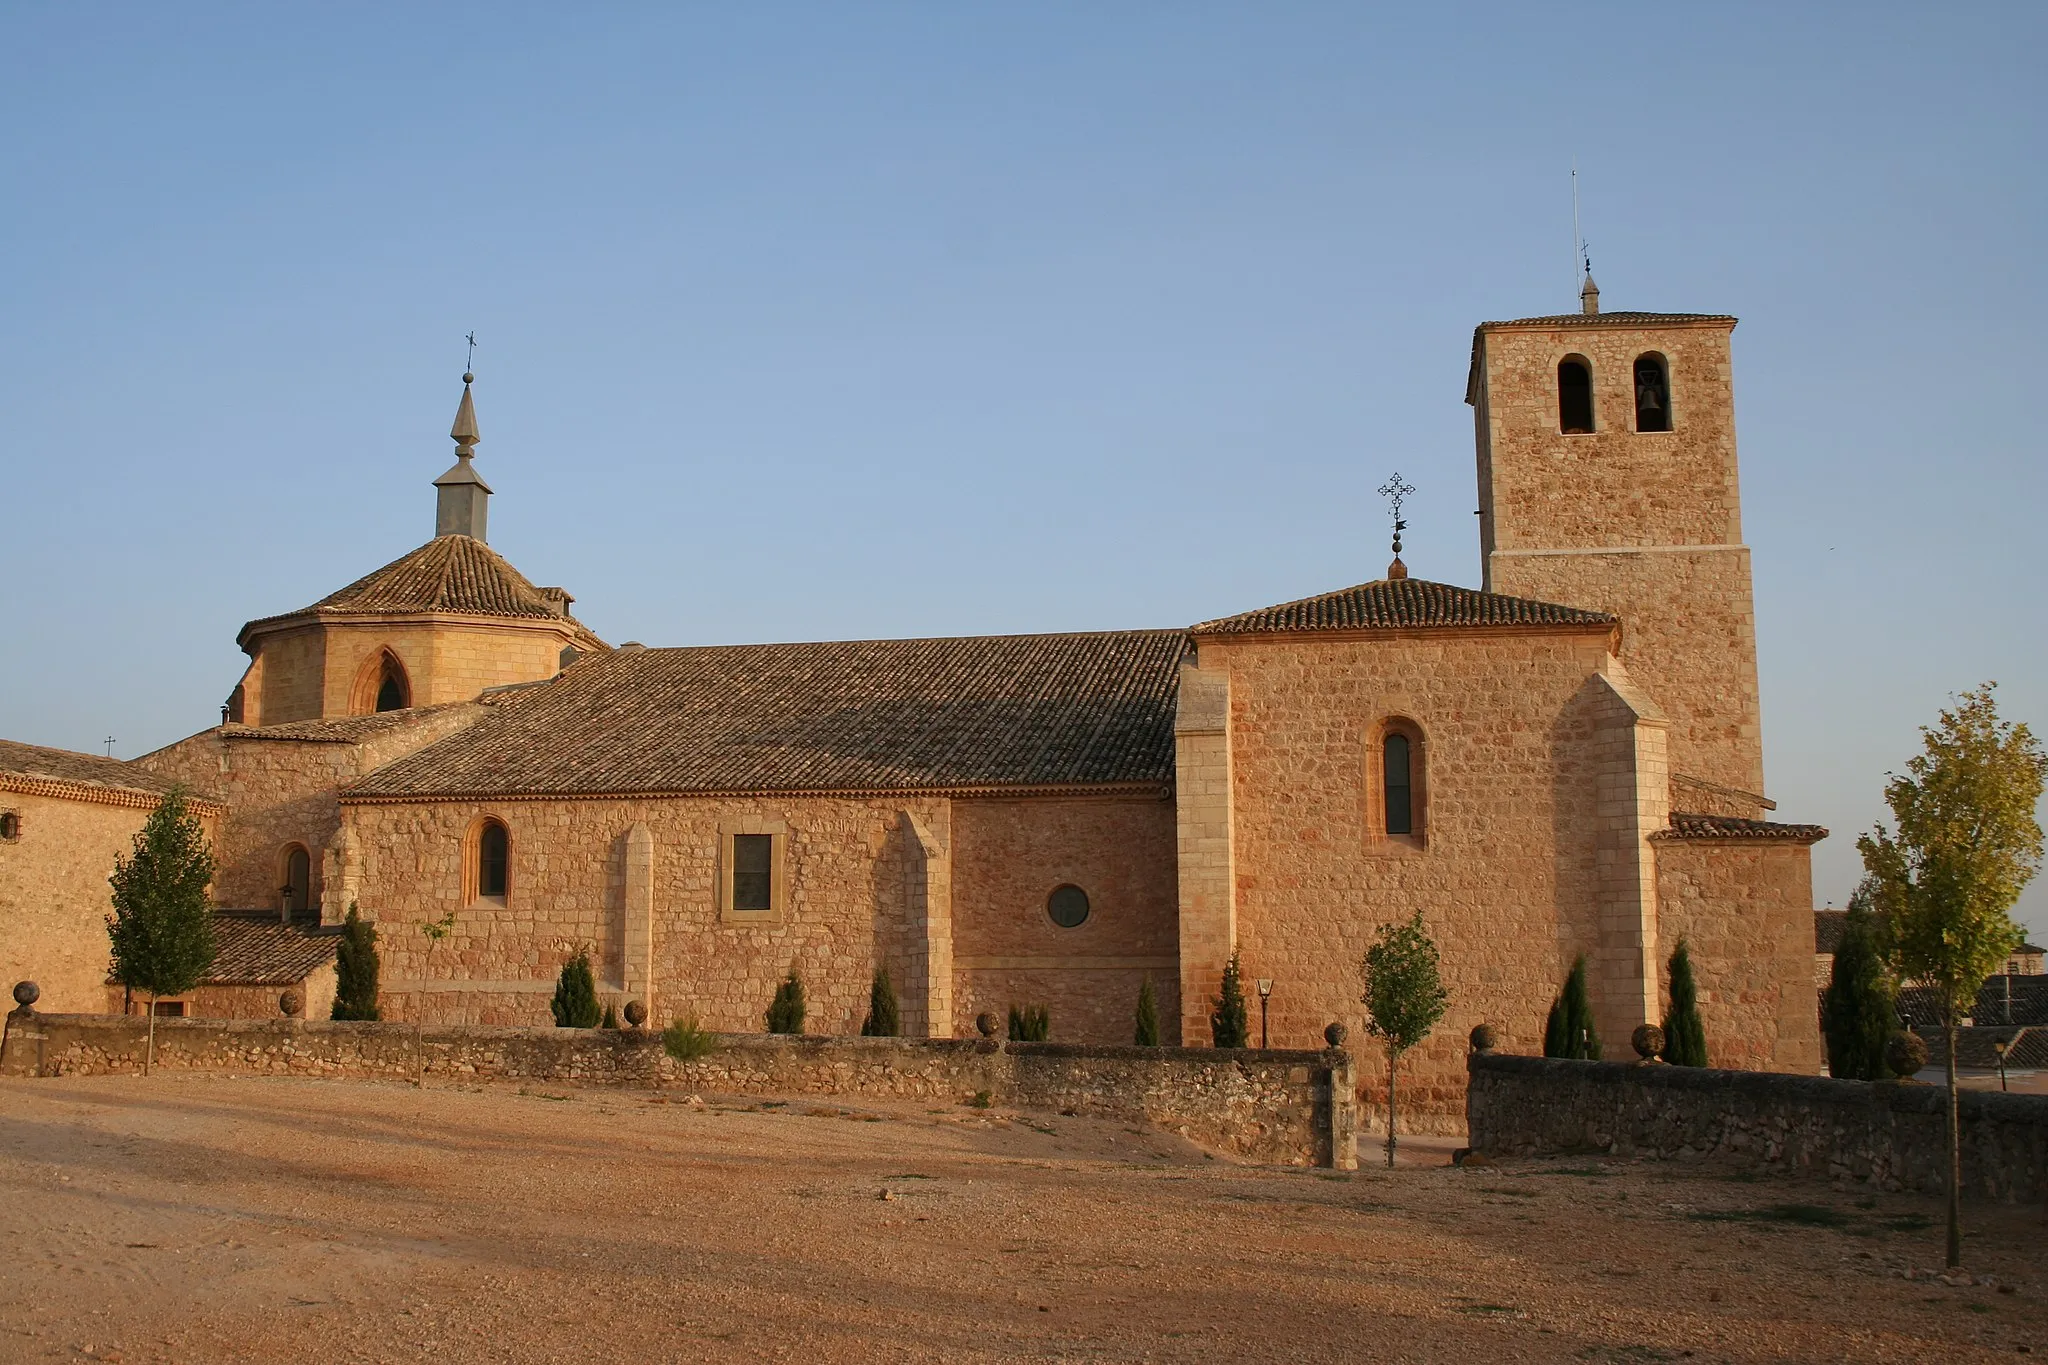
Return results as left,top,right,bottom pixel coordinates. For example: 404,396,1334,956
975,1012,998,1038
278,989,305,1018
1631,1023,1665,1061
463,371,475,385
624,1000,648,1029
1886,1030,1930,1079
1468,1022,1497,1054
1324,1022,1348,1049
12,981,39,1009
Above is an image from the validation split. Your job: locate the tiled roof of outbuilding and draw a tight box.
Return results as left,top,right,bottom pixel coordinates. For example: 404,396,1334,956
346,630,1190,800
1478,311,1738,330
0,739,203,800
1657,812,1829,843
198,911,340,986
1192,578,1616,636
1814,908,1849,955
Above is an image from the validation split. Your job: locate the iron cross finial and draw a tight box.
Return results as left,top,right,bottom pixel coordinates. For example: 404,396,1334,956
1377,473,1415,557
464,331,477,379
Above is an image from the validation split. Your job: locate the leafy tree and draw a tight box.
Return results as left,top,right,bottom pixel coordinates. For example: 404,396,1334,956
1660,938,1709,1067
1211,949,1250,1048
1542,956,1602,1061
550,948,601,1028
1007,1004,1050,1041
1822,881,1897,1081
861,967,900,1037
765,967,806,1034
1134,977,1161,1046
106,787,217,1075
1859,683,2044,1268
330,904,381,1021
1362,912,1450,1169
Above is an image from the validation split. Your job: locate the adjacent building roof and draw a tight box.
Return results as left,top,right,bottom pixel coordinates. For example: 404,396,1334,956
0,739,221,810
1192,577,1617,637
198,911,341,985
236,534,600,645
1658,813,1829,843
346,630,1191,800
220,702,478,745
1813,908,1850,956
1476,311,1738,330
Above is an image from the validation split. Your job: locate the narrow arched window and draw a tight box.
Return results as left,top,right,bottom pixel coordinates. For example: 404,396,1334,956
1383,733,1414,836
1558,357,1594,434
282,845,311,917
477,820,510,900
374,656,409,711
1634,353,1671,432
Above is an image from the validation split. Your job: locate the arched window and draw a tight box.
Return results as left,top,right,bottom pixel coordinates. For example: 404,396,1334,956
281,845,311,917
1373,719,1427,844
1383,734,1414,835
473,818,510,902
352,648,412,714
1558,357,1595,434
1633,353,1671,432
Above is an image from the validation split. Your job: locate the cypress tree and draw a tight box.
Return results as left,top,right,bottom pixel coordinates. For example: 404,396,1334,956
1007,1004,1049,1041
106,787,218,1074
549,948,601,1028
861,967,900,1036
1134,976,1161,1046
1661,938,1709,1066
330,904,381,1021
766,967,806,1034
1542,956,1601,1060
1211,949,1250,1048
601,1001,620,1030
1823,891,1897,1079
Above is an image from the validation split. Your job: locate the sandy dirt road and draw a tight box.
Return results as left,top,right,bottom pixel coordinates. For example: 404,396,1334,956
1,1074,2042,1363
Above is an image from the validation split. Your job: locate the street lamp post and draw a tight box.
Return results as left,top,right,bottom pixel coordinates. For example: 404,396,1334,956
1256,978,1274,1049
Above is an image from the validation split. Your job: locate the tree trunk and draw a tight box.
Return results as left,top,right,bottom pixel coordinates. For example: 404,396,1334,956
1945,1012,1962,1269
145,992,157,1077
1384,1048,1398,1169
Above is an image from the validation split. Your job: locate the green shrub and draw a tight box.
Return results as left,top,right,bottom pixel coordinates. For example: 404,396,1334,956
1211,949,1249,1048
549,948,601,1028
861,967,900,1037
331,904,381,1021
601,1001,620,1030
1134,976,1160,1046
662,1014,718,1061
1007,1004,1049,1041
1660,938,1708,1066
766,968,806,1034
1542,955,1601,1060
1823,887,1897,1079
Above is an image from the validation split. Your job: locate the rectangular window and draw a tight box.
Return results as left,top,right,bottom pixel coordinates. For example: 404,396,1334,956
732,834,774,912
1383,733,1413,836
151,1000,186,1018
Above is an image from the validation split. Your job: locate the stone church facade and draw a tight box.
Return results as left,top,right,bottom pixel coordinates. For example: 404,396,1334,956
14,287,1827,1120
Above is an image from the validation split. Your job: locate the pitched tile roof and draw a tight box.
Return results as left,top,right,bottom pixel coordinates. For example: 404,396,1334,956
223,702,477,744
1656,812,1829,843
199,911,341,985
0,739,200,800
1813,908,1849,955
237,535,601,644
1477,311,1738,330
346,630,1190,800
1191,578,1616,636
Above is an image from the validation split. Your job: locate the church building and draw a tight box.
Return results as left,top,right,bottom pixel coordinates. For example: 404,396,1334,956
13,283,1827,1122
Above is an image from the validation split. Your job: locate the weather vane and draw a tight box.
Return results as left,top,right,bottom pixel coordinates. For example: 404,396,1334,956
1377,472,1415,559
464,331,477,381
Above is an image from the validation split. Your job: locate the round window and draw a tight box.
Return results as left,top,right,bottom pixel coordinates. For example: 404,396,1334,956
1046,884,1090,929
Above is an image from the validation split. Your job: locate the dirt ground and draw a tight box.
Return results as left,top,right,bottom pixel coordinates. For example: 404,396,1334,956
1,1075,2043,1364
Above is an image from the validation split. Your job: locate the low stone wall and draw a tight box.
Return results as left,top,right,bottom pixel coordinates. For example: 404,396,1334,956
0,1012,1356,1169
1467,1051,2048,1202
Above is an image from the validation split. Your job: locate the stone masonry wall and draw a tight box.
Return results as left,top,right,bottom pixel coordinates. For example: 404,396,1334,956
0,1013,1356,1169
245,615,581,727
1468,1051,2048,1202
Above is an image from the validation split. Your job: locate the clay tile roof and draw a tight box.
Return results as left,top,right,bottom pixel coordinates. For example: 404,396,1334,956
237,535,601,645
1656,812,1829,843
346,630,1191,800
103,911,339,987
1813,908,1849,954
0,739,194,799
225,702,477,744
1191,578,1616,636
1476,311,1738,330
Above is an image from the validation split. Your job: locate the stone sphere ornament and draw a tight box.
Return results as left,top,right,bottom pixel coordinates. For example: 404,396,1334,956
1323,1022,1348,1048
624,999,648,1028
1468,1022,1497,1054
12,980,39,1009
279,989,305,1018
1886,1030,1930,1078
975,1012,999,1038
1631,1023,1665,1060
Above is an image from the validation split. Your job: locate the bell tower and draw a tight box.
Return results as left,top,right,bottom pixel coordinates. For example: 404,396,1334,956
1466,287,1765,799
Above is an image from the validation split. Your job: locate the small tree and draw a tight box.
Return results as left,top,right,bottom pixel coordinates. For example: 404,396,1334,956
1660,938,1708,1067
1211,949,1250,1048
1822,882,1896,1081
1134,977,1161,1046
106,787,217,1075
1542,956,1601,1061
413,911,455,1087
861,967,900,1037
1860,683,2044,1269
765,967,806,1034
550,948,601,1028
1361,911,1449,1169
601,1001,620,1030
330,904,381,1021
1007,1004,1049,1041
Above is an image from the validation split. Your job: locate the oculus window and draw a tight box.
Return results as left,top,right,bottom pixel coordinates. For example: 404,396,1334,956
1047,884,1091,929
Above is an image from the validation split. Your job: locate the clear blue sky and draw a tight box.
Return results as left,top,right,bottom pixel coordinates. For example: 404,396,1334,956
4,5,2044,935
